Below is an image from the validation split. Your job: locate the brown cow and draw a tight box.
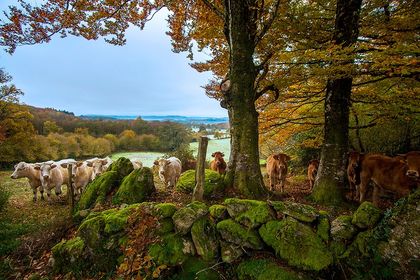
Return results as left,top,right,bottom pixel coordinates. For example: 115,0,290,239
307,159,319,190
182,159,197,172
210,152,227,175
266,153,291,192
357,154,418,206
347,151,366,200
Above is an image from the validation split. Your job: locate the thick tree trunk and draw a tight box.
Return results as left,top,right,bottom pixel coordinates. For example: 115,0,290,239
312,0,362,204
223,0,267,198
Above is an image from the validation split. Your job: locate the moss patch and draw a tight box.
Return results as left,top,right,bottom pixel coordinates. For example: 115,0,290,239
259,218,333,271
176,169,225,196
172,201,209,235
352,202,382,229
209,205,228,221
224,198,275,228
51,237,86,274
237,259,304,280
109,157,134,180
216,219,263,250
270,201,319,223
148,233,195,266
112,167,155,205
310,177,343,205
317,210,330,242
77,171,119,211
191,217,219,261
330,215,358,241
154,203,177,218
172,257,221,280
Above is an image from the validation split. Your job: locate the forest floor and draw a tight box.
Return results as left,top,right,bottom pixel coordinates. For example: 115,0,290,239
0,168,394,279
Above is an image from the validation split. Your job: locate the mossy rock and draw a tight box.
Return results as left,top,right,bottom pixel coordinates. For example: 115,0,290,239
330,240,347,259
51,237,86,274
77,171,119,211
270,201,319,223
72,209,90,224
78,215,106,249
330,215,358,241
172,201,209,235
343,230,375,258
259,218,333,271
237,259,304,280
352,201,382,229
191,217,219,262
102,204,139,234
224,198,275,228
176,169,225,196
220,240,243,263
209,204,228,221
109,157,134,180
148,233,195,266
156,218,175,235
154,203,178,218
216,219,263,250
317,210,330,242
172,257,221,280
112,167,155,205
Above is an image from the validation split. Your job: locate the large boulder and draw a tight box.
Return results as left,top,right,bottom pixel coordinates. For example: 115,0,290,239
216,219,263,250
172,201,209,235
259,218,333,271
236,259,304,280
191,217,219,262
112,167,155,205
269,201,319,223
77,171,119,211
108,157,134,180
176,169,225,196
352,201,382,229
224,198,275,229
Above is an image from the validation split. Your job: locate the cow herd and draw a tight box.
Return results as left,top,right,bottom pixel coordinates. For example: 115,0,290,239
10,150,419,206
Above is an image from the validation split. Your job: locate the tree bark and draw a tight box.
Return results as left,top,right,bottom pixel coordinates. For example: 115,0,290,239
312,0,363,205
223,0,267,198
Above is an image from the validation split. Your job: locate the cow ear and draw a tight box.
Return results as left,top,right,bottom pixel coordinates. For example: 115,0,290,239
86,161,93,167
34,165,41,170
221,153,225,157
273,154,279,160
51,164,57,169
61,163,68,168
101,159,108,165
153,160,159,166
211,153,215,157
76,161,83,167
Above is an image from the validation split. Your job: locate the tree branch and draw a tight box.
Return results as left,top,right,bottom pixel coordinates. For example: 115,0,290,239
255,0,281,45
200,0,225,21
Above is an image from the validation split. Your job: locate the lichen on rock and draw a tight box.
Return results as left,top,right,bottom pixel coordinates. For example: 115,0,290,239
330,215,358,241
172,201,209,235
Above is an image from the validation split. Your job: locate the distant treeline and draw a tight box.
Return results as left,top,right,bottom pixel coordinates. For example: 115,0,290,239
0,104,191,165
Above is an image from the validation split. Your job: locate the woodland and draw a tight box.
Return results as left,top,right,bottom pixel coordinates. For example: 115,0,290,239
0,0,419,280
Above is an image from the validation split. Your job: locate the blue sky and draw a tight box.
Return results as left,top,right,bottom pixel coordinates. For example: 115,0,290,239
0,2,227,117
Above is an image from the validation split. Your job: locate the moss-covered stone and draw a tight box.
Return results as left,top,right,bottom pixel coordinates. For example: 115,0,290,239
216,219,263,250
148,233,195,266
172,257,221,280
72,209,90,224
156,218,175,235
191,217,219,261
236,259,304,280
77,171,119,211
109,157,134,180
270,201,319,223
330,215,358,241
51,237,86,274
172,201,209,235
220,241,243,263
78,215,106,249
112,167,155,205
102,204,138,234
209,204,228,220
317,210,330,242
176,169,225,196
259,218,333,271
352,201,382,229
343,230,375,258
224,198,275,228
330,240,347,259
154,203,178,218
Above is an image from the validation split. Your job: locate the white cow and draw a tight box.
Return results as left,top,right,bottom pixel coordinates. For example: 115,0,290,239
35,159,75,201
10,161,52,201
154,157,182,188
89,157,113,180
61,161,93,194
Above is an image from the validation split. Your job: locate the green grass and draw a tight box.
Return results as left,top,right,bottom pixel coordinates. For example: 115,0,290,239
0,171,70,257
189,138,231,161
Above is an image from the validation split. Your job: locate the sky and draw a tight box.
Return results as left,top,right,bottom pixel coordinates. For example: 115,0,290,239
0,2,227,117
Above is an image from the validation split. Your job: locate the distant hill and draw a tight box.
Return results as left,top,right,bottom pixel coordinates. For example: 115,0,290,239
80,114,229,125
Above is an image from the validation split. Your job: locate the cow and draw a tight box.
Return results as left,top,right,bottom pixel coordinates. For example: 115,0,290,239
356,154,418,206
88,157,113,180
154,157,182,188
266,153,291,192
210,152,227,175
61,161,93,195
347,151,365,200
10,161,52,202
307,159,319,190
35,159,75,202
396,151,420,179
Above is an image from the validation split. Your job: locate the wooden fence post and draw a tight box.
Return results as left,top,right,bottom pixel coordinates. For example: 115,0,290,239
67,164,74,211
193,136,208,201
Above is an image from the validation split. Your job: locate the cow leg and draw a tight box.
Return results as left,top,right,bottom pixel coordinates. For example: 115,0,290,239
46,187,52,202
40,187,45,200
372,185,380,207
358,177,369,203
55,184,62,196
32,188,37,202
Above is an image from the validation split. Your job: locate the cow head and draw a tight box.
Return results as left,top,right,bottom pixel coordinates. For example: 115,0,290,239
212,152,226,167
348,151,362,170
89,158,110,179
274,153,291,163
38,163,57,182
11,162,28,179
155,159,171,176
397,151,420,179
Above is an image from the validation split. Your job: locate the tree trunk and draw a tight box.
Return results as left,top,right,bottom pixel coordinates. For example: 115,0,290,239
223,0,267,198
193,136,208,201
312,0,362,205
